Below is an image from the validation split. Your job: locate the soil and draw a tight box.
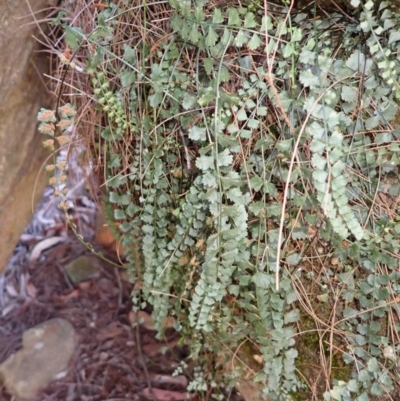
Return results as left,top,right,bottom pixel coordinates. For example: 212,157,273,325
0,148,243,401
0,236,191,401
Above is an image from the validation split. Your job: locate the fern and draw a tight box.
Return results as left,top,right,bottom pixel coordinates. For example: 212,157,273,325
309,122,365,240
51,0,400,399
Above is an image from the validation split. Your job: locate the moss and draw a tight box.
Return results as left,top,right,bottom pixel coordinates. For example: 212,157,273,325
331,354,352,382
236,341,264,373
293,303,352,400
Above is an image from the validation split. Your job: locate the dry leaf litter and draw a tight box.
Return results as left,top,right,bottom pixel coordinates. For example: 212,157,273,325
0,148,198,401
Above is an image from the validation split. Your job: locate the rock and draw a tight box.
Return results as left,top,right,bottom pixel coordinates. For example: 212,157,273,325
0,0,55,272
64,255,100,284
0,318,76,400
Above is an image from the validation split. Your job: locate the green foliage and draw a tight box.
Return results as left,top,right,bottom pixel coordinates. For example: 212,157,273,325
52,0,400,399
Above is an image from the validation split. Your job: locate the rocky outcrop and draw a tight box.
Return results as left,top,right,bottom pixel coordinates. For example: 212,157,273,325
0,0,55,272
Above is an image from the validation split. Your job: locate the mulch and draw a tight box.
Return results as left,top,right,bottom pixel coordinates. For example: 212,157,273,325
0,236,190,401
0,148,243,401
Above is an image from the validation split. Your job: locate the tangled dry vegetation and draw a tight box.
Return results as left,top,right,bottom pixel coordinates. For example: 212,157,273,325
40,0,400,400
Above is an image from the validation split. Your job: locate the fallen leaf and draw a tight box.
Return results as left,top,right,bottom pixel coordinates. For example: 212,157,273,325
29,237,66,261
19,273,28,298
96,322,126,342
5,284,19,298
142,338,180,357
129,311,175,331
152,374,188,388
26,282,37,299
112,239,126,257
51,290,80,302
78,281,91,290
253,355,263,365
96,208,126,256
95,224,116,247
119,270,130,282
95,209,116,247
133,280,143,290
141,387,189,401
129,310,154,330
20,234,41,244
2,303,17,317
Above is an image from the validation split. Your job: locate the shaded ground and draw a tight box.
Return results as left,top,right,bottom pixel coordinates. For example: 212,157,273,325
0,145,243,401
0,161,195,401
0,236,191,401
